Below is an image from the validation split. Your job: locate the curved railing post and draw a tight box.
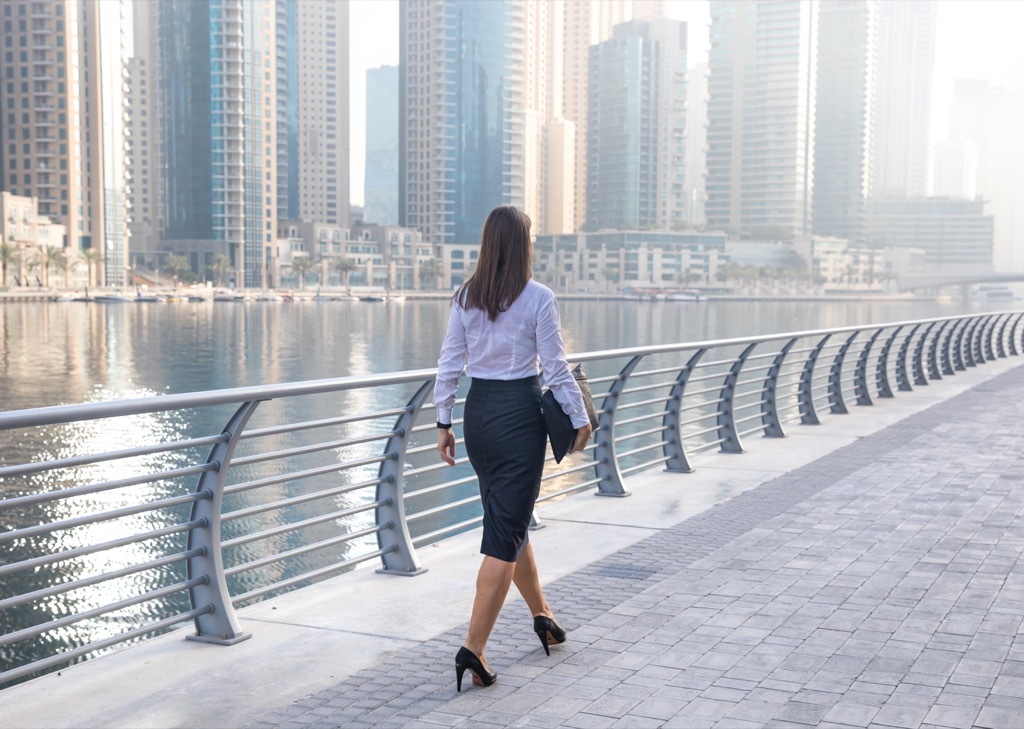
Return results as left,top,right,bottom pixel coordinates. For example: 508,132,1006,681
375,380,433,576
875,326,902,399
995,314,1011,358
949,318,967,371
186,400,262,645
982,315,998,361
970,316,987,365
761,338,797,437
799,334,831,424
894,324,919,392
828,331,860,414
913,322,936,384
854,329,882,406
1008,313,1024,356
929,319,950,378
717,343,757,453
663,349,706,473
594,356,643,497
960,318,979,368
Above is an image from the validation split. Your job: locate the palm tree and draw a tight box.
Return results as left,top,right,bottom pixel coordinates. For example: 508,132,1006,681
31,244,64,288
80,248,104,289
290,256,318,290
334,257,357,292
601,266,619,293
161,254,191,287
419,258,444,291
0,241,18,288
208,254,232,287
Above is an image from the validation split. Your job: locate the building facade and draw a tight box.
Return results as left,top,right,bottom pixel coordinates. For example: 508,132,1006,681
0,0,130,286
126,0,160,268
158,0,277,288
400,0,524,247
587,17,687,232
706,0,816,240
812,0,875,244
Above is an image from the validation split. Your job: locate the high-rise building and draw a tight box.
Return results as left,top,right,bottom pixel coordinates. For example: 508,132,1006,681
363,65,398,226
706,0,816,240
158,0,277,289
400,0,524,246
561,0,632,232
812,0,875,244
127,0,160,266
684,62,708,228
587,18,687,231
0,0,131,286
871,0,935,198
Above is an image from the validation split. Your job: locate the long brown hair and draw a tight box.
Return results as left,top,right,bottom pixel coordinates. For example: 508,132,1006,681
456,205,533,321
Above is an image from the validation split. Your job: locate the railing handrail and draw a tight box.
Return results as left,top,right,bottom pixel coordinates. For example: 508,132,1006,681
0,310,1008,429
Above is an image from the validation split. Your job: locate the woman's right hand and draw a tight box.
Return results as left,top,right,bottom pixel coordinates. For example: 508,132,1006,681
570,422,593,454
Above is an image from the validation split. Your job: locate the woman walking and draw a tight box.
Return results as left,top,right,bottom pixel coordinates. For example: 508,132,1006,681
434,205,593,692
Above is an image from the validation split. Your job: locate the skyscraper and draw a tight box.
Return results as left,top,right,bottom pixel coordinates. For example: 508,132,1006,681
364,65,398,226
871,0,935,198
812,0,875,243
587,18,687,232
561,0,632,232
400,0,524,246
706,0,816,240
158,0,277,288
0,0,131,285
127,0,160,264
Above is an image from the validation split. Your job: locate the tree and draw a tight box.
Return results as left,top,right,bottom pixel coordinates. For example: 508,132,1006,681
601,266,620,293
333,257,357,292
207,254,232,287
419,258,444,291
0,241,18,288
31,244,64,288
80,248,104,288
161,254,191,286
290,256,318,290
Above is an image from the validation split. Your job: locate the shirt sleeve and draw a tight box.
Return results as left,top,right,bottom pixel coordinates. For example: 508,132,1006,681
433,303,467,425
535,292,590,428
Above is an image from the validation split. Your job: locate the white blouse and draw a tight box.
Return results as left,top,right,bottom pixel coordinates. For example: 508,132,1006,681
434,279,589,428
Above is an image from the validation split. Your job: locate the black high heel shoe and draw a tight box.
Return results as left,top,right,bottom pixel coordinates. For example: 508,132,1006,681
533,615,567,656
455,646,496,692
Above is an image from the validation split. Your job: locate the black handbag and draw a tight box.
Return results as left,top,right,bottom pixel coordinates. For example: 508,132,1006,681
540,364,598,463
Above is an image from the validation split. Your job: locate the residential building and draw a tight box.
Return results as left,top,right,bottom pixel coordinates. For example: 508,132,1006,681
587,17,687,232
400,0,525,247
0,191,66,286
684,62,708,228
158,0,277,288
561,0,632,232
812,0,875,244
534,230,727,292
866,195,994,271
363,65,398,226
0,0,131,286
706,0,816,240
871,0,935,197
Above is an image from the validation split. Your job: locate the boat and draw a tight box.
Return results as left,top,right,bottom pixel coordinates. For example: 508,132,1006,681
665,290,707,302
94,294,131,303
359,295,385,303
187,295,206,303
255,292,284,302
213,290,246,302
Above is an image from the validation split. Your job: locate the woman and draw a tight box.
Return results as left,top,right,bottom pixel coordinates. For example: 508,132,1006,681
434,205,593,692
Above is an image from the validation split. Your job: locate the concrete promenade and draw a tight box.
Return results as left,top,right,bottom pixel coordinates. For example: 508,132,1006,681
5,356,1024,729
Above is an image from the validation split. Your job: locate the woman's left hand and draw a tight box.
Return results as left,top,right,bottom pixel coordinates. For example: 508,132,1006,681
437,429,456,466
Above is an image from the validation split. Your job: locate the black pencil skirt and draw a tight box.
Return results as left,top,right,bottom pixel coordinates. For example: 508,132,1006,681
464,375,547,562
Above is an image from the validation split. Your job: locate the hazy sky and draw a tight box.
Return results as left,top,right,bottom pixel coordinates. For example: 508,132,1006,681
347,0,1024,207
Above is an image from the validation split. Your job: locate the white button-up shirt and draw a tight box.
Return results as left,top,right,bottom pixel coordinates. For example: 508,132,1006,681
434,279,589,428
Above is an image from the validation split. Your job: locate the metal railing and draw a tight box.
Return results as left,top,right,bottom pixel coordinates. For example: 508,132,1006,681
1,311,1021,687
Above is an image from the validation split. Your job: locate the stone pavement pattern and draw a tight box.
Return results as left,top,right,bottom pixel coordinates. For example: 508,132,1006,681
251,366,1024,729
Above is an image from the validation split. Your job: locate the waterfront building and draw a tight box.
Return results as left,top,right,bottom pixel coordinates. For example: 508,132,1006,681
158,0,277,289
587,17,687,232
534,230,727,292
812,0,875,244
871,0,935,198
561,0,631,232
705,0,816,240
0,0,131,286
684,62,708,229
0,191,66,287
866,195,994,271
126,0,160,270
363,65,398,226
399,0,524,248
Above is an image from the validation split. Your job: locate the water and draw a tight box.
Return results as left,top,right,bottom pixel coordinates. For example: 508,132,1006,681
0,295,1004,684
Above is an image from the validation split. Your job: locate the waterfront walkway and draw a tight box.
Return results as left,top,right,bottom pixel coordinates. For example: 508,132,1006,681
5,357,1024,729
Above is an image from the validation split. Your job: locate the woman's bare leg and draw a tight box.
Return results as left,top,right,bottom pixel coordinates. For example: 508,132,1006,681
464,555,516,668
512,542,553,618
